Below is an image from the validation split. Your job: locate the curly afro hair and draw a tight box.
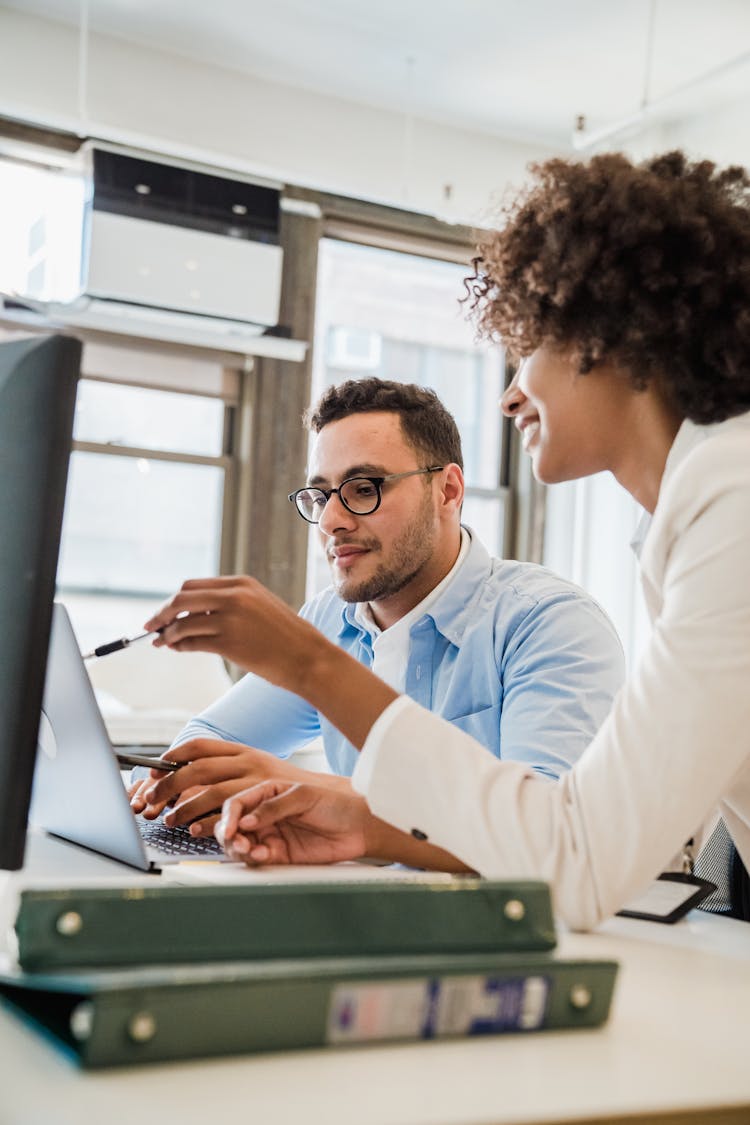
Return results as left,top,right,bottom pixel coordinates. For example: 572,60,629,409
467,150,750,423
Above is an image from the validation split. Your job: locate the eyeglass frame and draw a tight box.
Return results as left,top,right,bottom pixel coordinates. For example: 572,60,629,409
288,465,445,524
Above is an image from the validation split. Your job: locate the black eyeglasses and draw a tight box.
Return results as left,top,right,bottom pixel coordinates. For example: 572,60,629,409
288,466,444,524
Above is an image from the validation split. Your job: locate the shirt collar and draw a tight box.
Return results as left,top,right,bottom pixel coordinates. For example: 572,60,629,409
337,526,492,647
630,511,651,561
424,527,492,646
352,528,471,641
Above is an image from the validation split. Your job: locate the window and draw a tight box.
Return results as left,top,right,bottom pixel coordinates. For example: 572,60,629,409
60,377,231,606
0,155,84,303
55,359,238,742
306,238,507,596
543,473,651,670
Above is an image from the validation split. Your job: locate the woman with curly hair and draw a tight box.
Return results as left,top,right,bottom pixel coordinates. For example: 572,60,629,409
151,151,750,931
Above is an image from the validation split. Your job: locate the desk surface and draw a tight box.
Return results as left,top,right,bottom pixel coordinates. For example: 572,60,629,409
1,835,749,1125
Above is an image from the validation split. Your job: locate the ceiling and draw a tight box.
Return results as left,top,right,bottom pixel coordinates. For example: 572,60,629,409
4,0,750,147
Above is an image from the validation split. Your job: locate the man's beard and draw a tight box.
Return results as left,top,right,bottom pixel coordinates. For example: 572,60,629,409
329,492,436,605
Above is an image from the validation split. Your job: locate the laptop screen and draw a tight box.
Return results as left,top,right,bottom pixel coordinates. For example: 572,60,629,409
29,604,152,871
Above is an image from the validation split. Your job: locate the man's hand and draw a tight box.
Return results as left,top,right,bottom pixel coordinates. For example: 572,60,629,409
128,738,347,838
217,779,372,866
144,577,325,687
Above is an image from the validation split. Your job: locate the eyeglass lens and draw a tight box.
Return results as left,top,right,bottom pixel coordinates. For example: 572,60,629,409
297,477,380,522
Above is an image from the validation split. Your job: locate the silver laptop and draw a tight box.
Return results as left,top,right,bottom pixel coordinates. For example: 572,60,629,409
29,603,225,871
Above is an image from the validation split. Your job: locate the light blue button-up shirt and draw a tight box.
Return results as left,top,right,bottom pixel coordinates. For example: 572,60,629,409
174,531,625,778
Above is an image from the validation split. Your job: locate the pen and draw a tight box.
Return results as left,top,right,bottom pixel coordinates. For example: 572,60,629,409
82,628,162,661
115,751,183,772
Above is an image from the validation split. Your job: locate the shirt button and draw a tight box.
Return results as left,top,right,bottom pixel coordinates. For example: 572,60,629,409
411,828,428,841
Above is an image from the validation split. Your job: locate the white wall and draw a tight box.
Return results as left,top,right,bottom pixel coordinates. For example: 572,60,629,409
4,8,750,222
0,7,552,223
661,94,750,166
579,101,750,169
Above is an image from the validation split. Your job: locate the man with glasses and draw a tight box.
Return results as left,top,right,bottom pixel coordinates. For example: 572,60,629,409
134,378,623,868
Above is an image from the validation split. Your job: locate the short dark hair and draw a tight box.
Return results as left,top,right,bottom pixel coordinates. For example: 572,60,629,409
467,150,750,424
305,377,463,468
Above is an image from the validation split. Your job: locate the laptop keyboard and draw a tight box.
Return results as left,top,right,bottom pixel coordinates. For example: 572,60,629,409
139,820,224,857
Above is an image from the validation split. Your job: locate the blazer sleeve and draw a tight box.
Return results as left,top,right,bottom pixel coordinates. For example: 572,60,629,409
354,443,750,930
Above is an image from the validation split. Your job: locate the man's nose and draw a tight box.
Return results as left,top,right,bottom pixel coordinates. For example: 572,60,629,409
318,490,358,535
500,371,527,416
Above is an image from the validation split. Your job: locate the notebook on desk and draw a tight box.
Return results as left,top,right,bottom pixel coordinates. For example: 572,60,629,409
29,604,225,872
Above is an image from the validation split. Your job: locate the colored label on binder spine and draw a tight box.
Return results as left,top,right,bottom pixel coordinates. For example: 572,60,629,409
327,973,551,1043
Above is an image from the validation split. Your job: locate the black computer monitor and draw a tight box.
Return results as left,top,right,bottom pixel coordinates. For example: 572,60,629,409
0,334,81,870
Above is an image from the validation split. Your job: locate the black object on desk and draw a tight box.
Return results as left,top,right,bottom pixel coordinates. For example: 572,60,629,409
115,752,182,773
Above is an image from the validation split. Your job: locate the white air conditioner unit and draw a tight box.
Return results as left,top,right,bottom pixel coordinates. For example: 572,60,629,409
50,143,300,358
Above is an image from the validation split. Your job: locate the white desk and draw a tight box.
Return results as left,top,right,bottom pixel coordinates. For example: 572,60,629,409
1,836,749,1125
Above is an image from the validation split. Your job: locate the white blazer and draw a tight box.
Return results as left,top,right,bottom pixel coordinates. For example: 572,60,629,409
353,411,750,930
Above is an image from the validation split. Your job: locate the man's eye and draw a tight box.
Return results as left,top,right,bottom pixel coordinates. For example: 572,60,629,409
300,490,325,508
351,481,377,497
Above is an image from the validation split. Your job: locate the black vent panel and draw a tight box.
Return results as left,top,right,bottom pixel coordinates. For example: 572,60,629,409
92,149,280,244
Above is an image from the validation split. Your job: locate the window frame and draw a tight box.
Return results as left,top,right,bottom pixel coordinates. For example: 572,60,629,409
310,216,517,562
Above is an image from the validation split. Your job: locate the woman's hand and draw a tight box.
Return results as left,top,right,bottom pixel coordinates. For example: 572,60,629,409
216,779,373,866
129,738,348,837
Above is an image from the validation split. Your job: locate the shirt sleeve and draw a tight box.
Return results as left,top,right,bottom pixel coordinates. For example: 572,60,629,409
496,591,625,778
170,595,337,757
172,672,321,758
353,451,750,931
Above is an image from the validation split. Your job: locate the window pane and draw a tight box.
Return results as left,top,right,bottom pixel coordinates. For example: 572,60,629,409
462,493,506,558
543,474,650,671
74,380,225,456
0,158,84,303
314,240,504,490
57,451,224,595
307,238,506,598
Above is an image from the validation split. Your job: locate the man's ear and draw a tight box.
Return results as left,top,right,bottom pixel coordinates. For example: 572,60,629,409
439,463,464,515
